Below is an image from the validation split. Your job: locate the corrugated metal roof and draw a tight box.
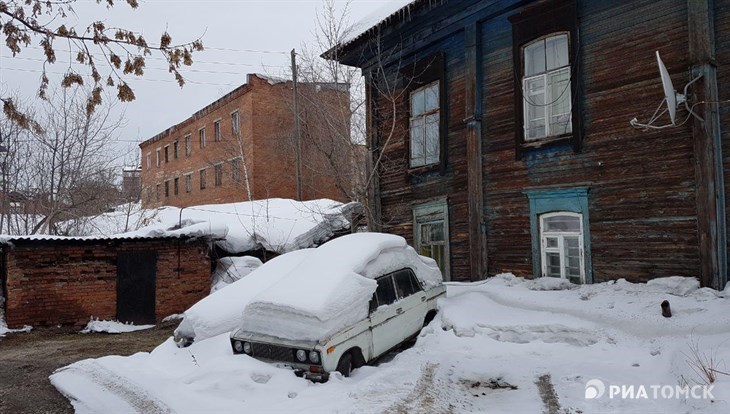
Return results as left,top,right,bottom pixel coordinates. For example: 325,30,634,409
0,233,207,245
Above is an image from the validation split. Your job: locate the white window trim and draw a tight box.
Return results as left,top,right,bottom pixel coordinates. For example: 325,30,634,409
146,152,152,169
522,33,572,141
539,211,584,283
409,81,440,168
185,134,192,156
413,199,450,281
213,118,222,141
199,127,206,148
231,110,240,135
155,148,161,167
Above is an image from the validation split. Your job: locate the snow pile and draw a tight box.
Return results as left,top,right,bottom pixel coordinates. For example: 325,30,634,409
240,233,442,341
120,198,359,254
80,319,155,334
211,256,263,293
50,274,730,414
174,249,314,345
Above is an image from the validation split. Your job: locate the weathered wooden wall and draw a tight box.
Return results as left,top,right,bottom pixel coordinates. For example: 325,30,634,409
715,0,730,283
358,0,710,283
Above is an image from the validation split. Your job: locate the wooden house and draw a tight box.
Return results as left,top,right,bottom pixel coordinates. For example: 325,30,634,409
328,0,728,288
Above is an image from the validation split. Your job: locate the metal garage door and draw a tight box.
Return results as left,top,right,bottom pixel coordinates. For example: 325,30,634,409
116,251,157,324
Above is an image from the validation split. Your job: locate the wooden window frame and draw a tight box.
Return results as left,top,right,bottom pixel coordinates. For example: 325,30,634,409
413,198,450,281
510,0,582,159
539,212,584,283
401,52,447,175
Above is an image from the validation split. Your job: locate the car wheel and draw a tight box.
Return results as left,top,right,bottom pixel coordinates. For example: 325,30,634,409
336,353,353,377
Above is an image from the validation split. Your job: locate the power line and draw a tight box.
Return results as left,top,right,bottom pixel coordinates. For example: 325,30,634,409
1,67,242,87
10,53,289,69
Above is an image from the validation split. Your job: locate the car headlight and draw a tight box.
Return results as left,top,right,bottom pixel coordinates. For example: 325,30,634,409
296,349,307,362
243,342,252,354
233,340,244,353
309,351,320,364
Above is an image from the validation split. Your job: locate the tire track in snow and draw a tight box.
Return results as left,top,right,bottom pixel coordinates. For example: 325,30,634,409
55,360,173,414
384,363,463,414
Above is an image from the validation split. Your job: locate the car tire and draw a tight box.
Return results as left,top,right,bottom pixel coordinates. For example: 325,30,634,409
336,353,353,377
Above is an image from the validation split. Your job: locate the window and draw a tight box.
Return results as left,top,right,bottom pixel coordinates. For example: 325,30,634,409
146,153,151,169
231,158,242,182
199,127,206,149
155,184,161,201
164,180,170,197
510,0,581,156
231,110,240,135
173,177,179,196
185,134,192,156
173,141,179,159
156,149,161,167
214,120,221,142
409,81,440,167
185,174,192,193
525,187,592,284
413,200,450,280
199,169,207,190
522,34,571,140
393,269,422,298
540,213,583,283
214,163,223,187
369,275,398,313
164,145,170,163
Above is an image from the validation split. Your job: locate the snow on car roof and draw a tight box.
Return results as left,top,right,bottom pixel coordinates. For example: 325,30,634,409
239,232,443,341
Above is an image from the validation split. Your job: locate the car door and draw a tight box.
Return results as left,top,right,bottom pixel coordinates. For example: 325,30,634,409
392,269,427,337
368,273,404,358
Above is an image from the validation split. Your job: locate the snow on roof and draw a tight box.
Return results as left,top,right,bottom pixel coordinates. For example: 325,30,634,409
239,232,443,341
337,0,424,52
68,198,360,255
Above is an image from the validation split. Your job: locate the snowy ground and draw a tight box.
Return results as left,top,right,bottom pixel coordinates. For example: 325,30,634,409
80,319,155,334
50,275,730,414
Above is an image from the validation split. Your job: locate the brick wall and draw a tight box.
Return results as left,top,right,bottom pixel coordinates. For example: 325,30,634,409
2,239,210,328
139,74,353,208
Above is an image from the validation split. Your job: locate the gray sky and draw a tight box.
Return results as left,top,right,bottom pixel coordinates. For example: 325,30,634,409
0,0,398,166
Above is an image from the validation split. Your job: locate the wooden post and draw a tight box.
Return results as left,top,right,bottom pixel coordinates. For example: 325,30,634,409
465,23,487,280
688,0,727,289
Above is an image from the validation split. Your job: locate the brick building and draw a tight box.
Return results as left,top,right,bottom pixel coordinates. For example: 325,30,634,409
0,235,211,328
139,74,355,208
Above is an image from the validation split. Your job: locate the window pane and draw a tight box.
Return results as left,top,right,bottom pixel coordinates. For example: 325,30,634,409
546,252,561,277
394,270,417,298
375,276,397,307
409,272,423,293
546,237,558,248
546,34,569,71
410,118,425,166
525,76,546,140
425,113,439,164
543,215,581,232
548,68,572,136
564,236,581,279
524,40,546,76
424,83,439,112
411,89,425,116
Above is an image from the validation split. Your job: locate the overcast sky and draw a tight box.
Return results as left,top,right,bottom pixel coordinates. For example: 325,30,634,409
0,0,402,166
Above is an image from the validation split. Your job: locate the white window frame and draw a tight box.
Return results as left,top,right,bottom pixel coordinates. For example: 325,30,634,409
155,148,161,167
199,168,207,190
231,110,240,135
539,212,584,283
522,33,572,141
231,157,242,182
199,127,206,149
146,152,151,169
409,81,440,168
413,199,450,281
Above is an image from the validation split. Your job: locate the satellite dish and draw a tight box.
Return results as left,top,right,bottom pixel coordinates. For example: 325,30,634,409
656,51,680,125
630,51,702,130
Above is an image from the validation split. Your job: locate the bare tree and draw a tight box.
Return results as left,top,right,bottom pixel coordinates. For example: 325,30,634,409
6,85,126,235
0,0,203,127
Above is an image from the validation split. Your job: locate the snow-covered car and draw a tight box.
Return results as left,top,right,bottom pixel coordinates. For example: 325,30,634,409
229,232,445,381
174,249,314,346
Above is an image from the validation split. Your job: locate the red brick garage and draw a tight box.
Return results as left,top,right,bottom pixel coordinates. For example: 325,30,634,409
0,235,211,328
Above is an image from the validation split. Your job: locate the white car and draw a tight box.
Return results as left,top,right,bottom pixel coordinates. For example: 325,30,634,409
229,232,445,381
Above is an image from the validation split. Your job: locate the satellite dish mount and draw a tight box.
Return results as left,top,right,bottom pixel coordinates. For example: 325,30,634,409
630,51,704,130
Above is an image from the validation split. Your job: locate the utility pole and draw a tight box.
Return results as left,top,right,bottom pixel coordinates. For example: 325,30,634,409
291,49,303,201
